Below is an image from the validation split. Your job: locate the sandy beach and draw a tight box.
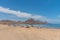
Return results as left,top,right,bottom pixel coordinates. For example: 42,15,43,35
0,24,60,40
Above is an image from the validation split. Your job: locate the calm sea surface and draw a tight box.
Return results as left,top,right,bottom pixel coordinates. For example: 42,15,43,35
17,24,60,29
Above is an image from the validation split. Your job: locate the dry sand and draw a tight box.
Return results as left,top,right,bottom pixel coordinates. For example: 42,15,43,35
0,24,60,40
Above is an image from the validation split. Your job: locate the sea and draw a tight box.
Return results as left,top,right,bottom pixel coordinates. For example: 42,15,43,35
36,24,60,29
17,24,60,29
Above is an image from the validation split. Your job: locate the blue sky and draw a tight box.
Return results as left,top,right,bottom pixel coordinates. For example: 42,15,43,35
0,0,60,23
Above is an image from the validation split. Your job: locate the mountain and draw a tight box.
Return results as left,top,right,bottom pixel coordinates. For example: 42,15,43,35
24,18,48,24
0,19,48,25
0,20,16,25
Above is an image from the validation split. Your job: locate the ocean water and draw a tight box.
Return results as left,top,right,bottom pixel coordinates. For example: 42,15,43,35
17,24,60,28
33,24,60,28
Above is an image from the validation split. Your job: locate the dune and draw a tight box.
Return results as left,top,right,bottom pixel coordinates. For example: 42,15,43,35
0,24,60,40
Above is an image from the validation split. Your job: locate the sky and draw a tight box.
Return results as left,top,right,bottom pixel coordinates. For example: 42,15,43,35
0,0,60,23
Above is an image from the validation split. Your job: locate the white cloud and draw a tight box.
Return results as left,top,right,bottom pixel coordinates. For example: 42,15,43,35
46,18,60,24
0,6,46,19
0,6,32,18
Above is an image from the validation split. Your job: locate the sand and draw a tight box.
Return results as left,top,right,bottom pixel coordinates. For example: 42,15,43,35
0,24,60,40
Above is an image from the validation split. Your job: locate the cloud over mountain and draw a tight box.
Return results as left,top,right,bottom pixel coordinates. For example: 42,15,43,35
0,6,46,20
